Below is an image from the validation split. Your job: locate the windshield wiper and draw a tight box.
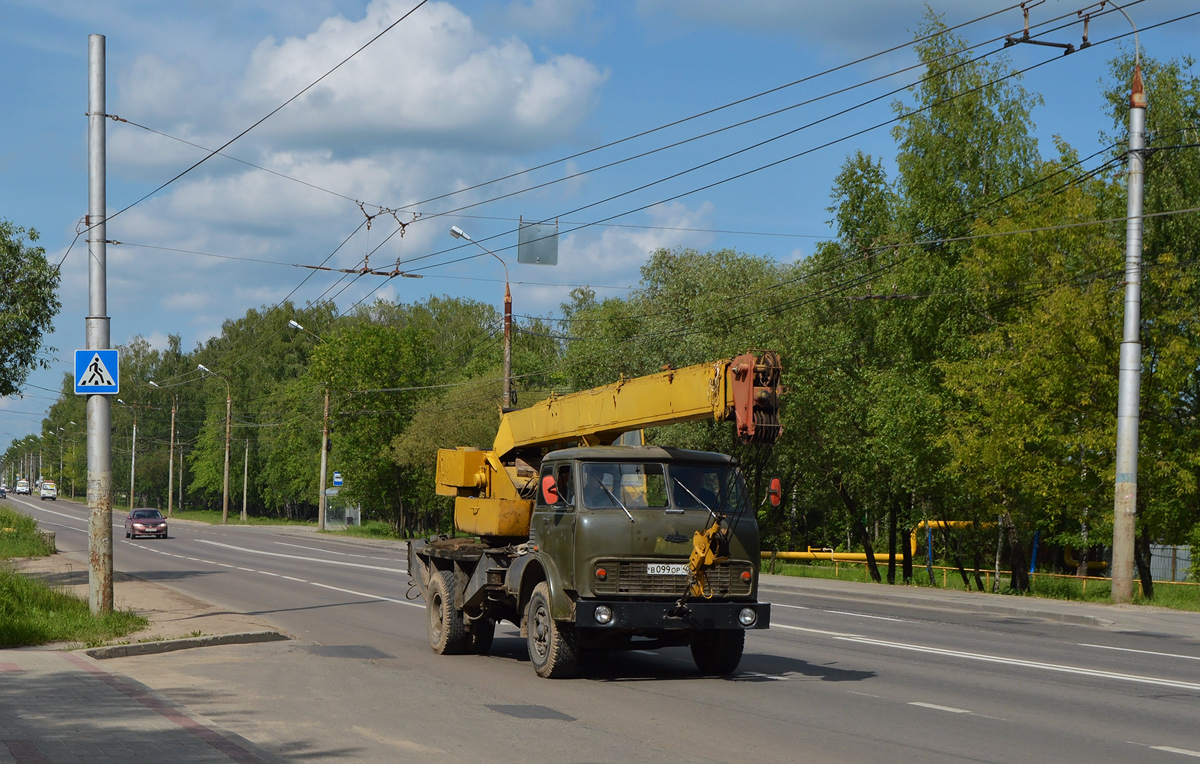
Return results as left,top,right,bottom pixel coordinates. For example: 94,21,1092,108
593,476,634,523
672,478,718,521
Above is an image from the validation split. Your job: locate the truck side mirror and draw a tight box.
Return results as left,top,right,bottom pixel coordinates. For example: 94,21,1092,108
540,475,559,505
766,477,783,507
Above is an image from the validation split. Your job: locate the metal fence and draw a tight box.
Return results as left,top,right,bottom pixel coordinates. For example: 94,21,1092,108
1149,545,1193,582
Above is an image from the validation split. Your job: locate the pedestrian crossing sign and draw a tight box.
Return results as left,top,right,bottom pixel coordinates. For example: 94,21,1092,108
74,349,120,394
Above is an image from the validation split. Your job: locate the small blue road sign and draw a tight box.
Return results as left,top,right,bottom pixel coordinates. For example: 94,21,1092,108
332,471,343,487
75,349,120,395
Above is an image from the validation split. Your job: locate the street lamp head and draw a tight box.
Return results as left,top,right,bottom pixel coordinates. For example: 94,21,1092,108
450,225,470,241
117,399,126,405
198,363,212,374
149,380,160,389
287,319,304,331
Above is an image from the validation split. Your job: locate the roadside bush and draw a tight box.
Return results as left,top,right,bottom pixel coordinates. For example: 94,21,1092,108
0,507,53,558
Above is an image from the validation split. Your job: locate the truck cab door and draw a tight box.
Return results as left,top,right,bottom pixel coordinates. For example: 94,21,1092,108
532,462,577,592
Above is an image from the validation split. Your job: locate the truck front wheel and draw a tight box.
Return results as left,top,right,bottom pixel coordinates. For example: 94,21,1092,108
428,570,467,655
526,582,577,678
690,630,745,675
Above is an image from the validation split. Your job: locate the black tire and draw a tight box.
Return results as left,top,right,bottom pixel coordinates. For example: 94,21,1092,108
465,618,495,655
427,569,467,655
526,581,578,678
125,530,131,538
690,630,745,675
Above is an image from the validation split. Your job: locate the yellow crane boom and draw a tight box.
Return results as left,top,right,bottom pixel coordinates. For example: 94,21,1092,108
435,351,781,539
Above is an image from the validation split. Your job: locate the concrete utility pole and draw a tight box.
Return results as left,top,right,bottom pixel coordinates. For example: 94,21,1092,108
198,364,232,524
1111,64,1147,604
319,386,329,531
118,400,137,510
149,381,176,517
241,439,248,522
86,33,114,615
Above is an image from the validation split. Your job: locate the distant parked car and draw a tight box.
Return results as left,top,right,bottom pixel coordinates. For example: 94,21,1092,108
0,485,6,499
124,508,168,539
39,481,57,500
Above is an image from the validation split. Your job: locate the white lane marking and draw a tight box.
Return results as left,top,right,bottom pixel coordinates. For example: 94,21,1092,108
280,575,305,582
197,539,407,574
1081,643,1200,662
275,541,394,561
841,635,1200,692
310,582,422,609
771,623,860,639
236,567,255,572
827,610,908,623
217,563,235,568
20,505,87,524
909,702,971,714
258,570,281,577
770,602,809,610
1149,746,1200,758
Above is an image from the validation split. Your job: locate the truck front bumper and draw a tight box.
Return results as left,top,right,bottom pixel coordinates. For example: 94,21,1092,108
574,600,770,630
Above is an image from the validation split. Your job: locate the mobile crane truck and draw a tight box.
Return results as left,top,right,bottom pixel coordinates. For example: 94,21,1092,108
407,351,782,678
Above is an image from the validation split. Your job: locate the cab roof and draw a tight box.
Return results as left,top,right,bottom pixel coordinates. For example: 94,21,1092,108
542,445,737,465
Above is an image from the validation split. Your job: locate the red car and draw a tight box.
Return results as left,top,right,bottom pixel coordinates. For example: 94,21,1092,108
124,508,168,539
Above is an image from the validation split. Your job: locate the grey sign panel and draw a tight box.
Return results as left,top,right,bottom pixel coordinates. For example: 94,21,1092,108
517,219,558,265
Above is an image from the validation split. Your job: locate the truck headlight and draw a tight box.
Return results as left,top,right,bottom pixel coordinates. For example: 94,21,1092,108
738,607,757,627
594,605,613,625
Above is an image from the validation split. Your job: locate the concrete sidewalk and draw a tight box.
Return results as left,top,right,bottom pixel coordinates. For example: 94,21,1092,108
0,649,286,764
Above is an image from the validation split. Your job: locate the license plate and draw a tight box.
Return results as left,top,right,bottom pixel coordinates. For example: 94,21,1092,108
646,563,688,576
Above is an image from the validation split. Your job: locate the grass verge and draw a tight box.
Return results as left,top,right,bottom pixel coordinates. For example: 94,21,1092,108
0,566,148,647
1,505,149,648
167,509,315,526
0,506,55,558
767,558,1200,611
324,520,401,540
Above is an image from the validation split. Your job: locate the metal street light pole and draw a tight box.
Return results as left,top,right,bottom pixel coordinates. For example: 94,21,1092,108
198,364,232,524
117,399,137,509
450,226,512,408
86,33,114,615
287,320,329,530
149,381,177,517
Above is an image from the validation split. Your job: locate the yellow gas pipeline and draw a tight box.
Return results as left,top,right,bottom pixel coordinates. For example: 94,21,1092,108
762,520,982,563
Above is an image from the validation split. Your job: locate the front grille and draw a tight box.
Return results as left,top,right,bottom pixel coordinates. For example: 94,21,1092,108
593,560,752,597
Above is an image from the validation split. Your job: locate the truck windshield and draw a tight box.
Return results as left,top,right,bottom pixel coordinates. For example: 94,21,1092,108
581,463,669,509
668,464,746,513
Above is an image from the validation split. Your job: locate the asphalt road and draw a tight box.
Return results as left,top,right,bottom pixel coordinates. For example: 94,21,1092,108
9,493,1200,764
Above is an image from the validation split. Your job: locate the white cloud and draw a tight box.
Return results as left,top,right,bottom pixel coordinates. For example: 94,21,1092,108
235,0,606,152
552,199,716,291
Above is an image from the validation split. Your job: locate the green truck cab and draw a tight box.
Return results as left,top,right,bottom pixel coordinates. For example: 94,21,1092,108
408,445,770,678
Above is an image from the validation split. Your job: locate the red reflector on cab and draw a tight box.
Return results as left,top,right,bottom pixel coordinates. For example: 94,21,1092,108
595,568,607,580
740,570,752,582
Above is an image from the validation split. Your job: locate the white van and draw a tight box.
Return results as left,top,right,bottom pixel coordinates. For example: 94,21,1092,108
39,481,57,500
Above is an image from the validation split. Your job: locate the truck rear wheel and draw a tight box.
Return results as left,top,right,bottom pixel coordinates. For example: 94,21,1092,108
466,618,495,655
428,570,467,655
526,582,577,678
690,629,745,675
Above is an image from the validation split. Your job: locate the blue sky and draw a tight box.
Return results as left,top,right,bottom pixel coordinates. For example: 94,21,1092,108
2,0,1197,448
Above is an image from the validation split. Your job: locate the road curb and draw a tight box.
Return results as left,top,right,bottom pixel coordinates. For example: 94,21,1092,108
84,630,290,660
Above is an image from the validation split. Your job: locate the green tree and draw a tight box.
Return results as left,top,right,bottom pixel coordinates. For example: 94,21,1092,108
0,221,61,396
